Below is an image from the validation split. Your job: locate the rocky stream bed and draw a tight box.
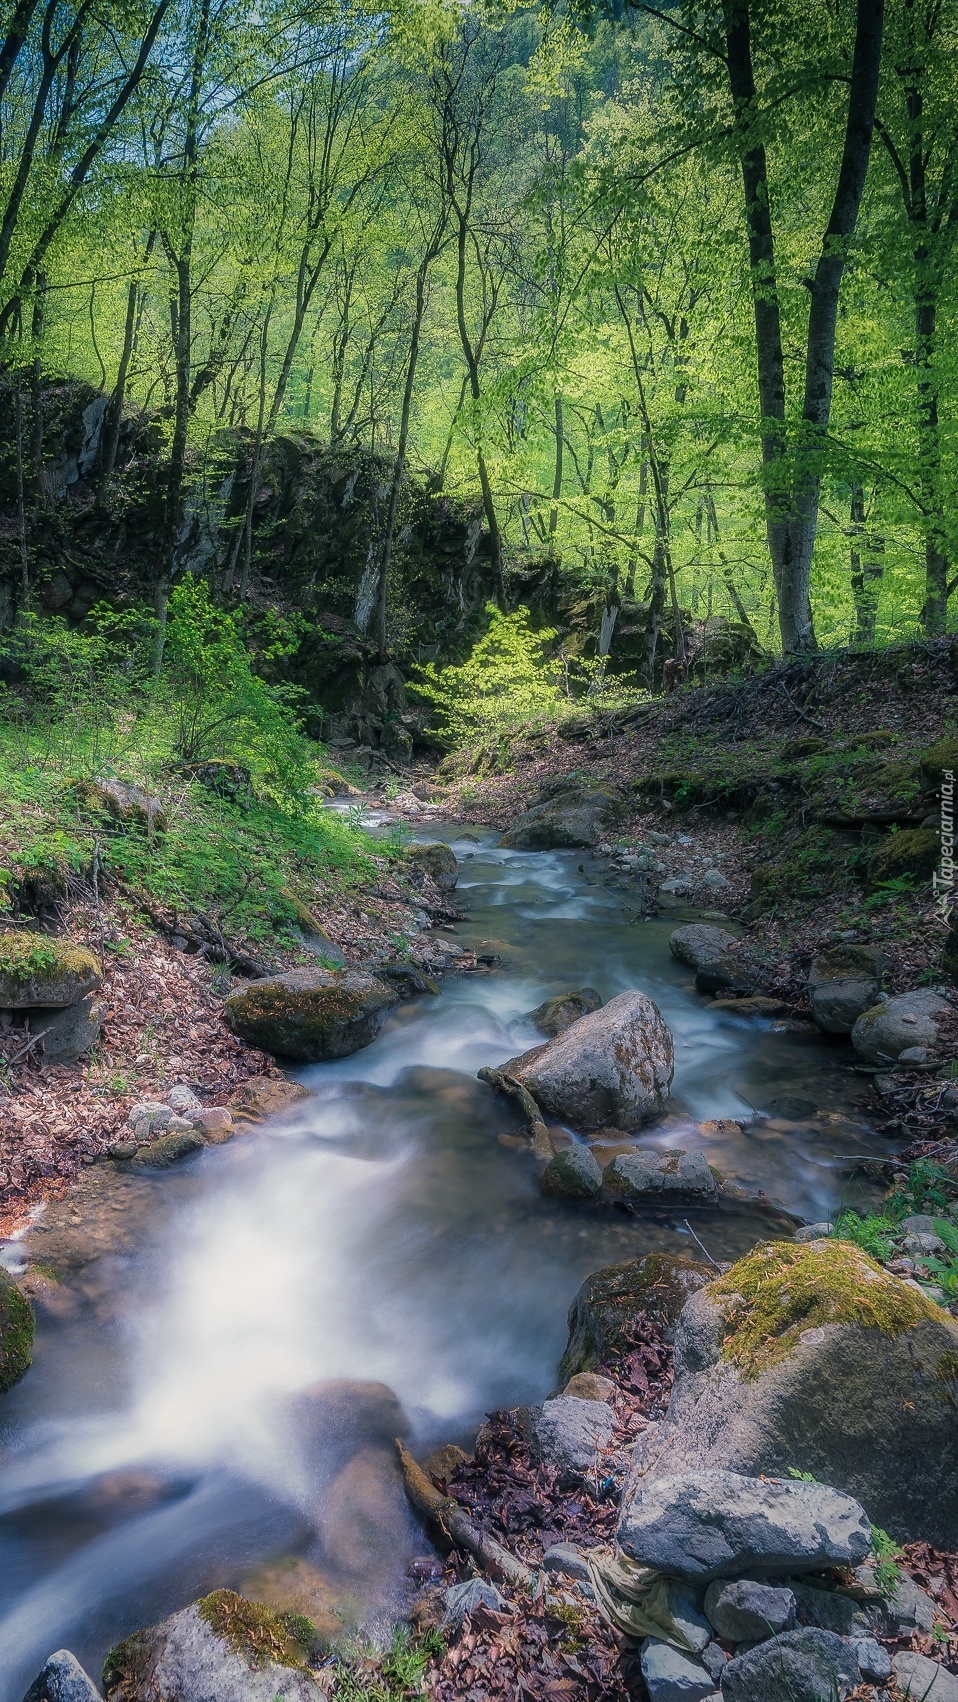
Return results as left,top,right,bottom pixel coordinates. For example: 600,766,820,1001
2,808,958,1702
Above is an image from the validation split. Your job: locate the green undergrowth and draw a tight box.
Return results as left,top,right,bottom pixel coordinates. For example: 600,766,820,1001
833,1161,958,1302
331,1626,445,1701
0,596,377,944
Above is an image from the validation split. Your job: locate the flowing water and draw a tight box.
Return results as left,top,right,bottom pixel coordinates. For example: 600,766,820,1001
0,822,894,1697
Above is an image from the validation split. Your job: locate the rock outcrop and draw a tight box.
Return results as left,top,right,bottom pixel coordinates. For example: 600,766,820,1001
603,1149,721,1204
22,1650,103,1702
494,990,673,1130
225,967,398,1061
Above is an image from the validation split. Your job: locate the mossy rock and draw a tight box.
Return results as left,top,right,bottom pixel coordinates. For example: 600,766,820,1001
226,967,397,1062
314,767,359,798
849,729,894,750
406,841,458,891
867,827,939,886
709,1239,941,1380
920,737,958,791
559,1252,712,1380
0,1267,34,1392
630,1239,958,1544
76,776,166,832
0,932,101,1008
781,736,827,760
102,1591,326,1701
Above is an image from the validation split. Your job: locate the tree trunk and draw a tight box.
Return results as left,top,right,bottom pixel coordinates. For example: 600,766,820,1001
722,0,884,654
849,482,884,644
103,279,138,481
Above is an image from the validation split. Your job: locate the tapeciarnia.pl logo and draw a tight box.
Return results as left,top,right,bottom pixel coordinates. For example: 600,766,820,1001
935,768,955,923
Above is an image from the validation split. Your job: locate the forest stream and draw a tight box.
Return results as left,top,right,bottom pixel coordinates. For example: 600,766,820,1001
0,814,893,1700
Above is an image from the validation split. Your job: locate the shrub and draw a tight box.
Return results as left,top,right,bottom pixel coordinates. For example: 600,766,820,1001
410,604,565,744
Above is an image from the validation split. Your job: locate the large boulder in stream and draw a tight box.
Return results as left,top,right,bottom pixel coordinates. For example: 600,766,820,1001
498,776,624,850
495,989,673,1130
101,1592,328,1702
225,967,398,1062
623,1239,958,1546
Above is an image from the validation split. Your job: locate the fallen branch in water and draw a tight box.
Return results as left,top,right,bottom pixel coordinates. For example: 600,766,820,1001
477,1067,550,1146
395,1439,533,1588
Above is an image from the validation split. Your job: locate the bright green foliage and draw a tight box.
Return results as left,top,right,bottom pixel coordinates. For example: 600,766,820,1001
411,605,565,742
0,607,373,944
869,1525,905,1599
332,1626,444,1701
833,1210,900,1264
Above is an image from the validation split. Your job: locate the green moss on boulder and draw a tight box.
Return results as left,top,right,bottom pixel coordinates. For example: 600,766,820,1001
226,967,397,1062
197,1590,309,1669
710,1240,940,1380
0,1268,34,1391
868,827,940,885
0,932,101,1008
920,736,958,790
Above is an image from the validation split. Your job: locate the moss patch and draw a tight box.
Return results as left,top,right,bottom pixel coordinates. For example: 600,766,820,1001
868,827,940,885
920,736,958,788
709,1240,942,1380
0,930,61,981
0,1269,34,1392
197,1589,309,1669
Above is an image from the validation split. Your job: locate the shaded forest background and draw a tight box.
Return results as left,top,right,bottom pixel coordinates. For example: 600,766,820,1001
0,0,956,719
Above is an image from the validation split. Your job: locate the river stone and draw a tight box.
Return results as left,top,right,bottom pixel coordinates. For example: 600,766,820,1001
703,1580,797,1641
789,1580,872,1636
616,1470,871,1582
540,1145,603,1199
128,1129,204,1168
562,1372,615,1401
0,935,101,1009
406,842,458,891
807,944,887,1034
319,1445,413,1582
721,1628,858,1702
168,1086,201,1112
603,1149,720,1203
187,1107,234,1142
542,1542,592,1580
669,926,740,972
623,1240,958,1545
851,988,951,1064
523,1395,614,1484
640,1640,715,1702
77,777,166,833
228,1076,311,1123
851,1637,890,1682
891,1652,958,1700
27,995,105,1063
498,777,624,850
22,1650,103,1702
498,989,673,1130
559,1253,712,1379
0,1266,34,1392
225,968,398,1062
527,987,603,1036
101,1596,326,1701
